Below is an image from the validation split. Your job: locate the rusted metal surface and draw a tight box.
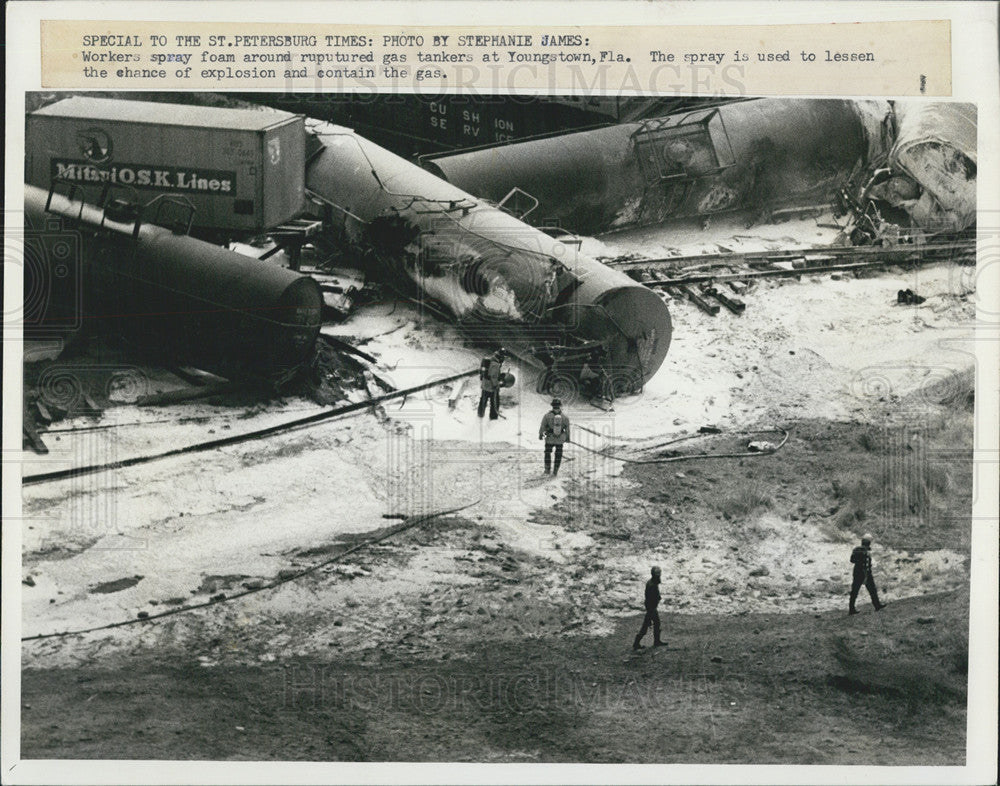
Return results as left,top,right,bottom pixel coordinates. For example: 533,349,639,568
304,120,672,389
424,98,891,236
24,184,322,377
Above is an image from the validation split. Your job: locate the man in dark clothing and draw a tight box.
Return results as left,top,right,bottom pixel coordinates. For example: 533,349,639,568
633,566,666,649
478,348,506,420
849,533,887,614
538,398,570,475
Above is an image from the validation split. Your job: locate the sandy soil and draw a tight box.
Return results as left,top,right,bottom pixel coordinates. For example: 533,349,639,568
18,213,976,763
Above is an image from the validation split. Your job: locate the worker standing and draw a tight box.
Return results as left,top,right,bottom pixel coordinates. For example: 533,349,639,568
633,566,666,649
477,348,506,420
538,398,569,476
849,533,887,615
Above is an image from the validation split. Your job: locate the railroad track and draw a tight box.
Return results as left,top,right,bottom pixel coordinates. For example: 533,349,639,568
604,237,977,274
602,238,977,316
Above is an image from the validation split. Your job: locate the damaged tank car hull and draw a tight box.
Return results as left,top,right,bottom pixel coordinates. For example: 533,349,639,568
422,98,892,236
24,184,322,377
882,102,977,233
303,120,672,392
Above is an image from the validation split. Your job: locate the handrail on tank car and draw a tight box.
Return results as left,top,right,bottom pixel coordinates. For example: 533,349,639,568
308,126,573,265
97,182,143,237
418,98,755,166
143,194,197,238
630,108,737,183
44,179,197,242
45,178,89,226
101,188,196,241
497,187,539,221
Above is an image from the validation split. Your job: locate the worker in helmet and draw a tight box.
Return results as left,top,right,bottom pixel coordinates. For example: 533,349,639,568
538,398,570,476
478,348,507,420
633,566,666,649
849,533,887,614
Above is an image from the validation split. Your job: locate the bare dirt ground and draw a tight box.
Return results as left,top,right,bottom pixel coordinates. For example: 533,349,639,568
18,215,977,764
20,410,974,763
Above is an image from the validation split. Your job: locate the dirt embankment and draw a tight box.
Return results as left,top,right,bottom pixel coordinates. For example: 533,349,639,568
22,401,973,763
20,579,970,764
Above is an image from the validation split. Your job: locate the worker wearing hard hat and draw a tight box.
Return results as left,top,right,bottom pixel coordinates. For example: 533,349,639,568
538,398,570,476
849,533,887,615
633,566,666,649
477,348,507,420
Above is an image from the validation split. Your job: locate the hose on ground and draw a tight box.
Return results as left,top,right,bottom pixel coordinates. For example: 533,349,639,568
23,369,479,486
569,428,789,464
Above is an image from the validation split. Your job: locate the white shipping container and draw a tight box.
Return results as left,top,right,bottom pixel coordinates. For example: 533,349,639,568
26,97,306,234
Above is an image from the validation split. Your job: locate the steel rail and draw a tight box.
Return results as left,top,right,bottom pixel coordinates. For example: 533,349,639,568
607,239,977,272
22,369,479,486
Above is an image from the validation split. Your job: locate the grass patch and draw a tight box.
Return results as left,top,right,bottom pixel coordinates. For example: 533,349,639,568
831,474,882,529
825,404,973,552
856,429,882,452
833,455,954,530
920,368,975,411
718,481,774,519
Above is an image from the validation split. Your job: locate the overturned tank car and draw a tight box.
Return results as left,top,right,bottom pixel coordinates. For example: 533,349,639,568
303,120,672,397
24,183,323,378
422,97,893,235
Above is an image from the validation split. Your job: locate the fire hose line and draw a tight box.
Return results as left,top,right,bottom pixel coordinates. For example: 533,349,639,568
21,500,481,643
568,427,789,464
574,423,706,446
22,369,481,487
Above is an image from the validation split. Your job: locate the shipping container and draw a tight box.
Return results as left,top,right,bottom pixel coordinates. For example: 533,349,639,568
26,97,306,235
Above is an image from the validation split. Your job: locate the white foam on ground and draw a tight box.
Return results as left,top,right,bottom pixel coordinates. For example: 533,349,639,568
20,213,976,663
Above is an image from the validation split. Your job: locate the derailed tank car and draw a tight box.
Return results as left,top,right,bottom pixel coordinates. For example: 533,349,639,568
422,98,893,235
867,102,977,234
303,120,672,395
24,184,322,378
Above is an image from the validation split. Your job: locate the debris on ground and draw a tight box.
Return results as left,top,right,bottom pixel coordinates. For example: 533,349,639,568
897,288,927,305
294,340,373,406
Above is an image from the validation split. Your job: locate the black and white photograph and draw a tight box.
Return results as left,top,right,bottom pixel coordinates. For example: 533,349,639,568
3,2,998,783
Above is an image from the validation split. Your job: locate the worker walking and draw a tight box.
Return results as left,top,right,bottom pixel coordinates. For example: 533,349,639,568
633,566,666,649
538,398,569,475
478,348,507,420
849,533,887,614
